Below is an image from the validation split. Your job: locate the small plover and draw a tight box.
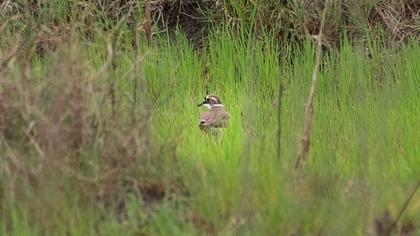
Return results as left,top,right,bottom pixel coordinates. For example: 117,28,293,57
197,95,230,135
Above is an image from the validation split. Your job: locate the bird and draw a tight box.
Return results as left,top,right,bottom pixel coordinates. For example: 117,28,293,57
197,95,230,136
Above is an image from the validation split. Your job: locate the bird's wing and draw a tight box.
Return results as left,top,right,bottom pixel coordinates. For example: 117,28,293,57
217,111,230,127
199,110,230,128
199,111,214,127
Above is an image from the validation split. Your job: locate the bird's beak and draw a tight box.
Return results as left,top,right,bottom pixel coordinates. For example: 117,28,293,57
197,102,204,107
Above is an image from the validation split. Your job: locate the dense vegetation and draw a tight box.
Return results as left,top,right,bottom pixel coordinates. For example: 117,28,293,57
0,1,419,235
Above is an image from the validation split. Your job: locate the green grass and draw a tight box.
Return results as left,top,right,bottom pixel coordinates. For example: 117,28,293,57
1,27,419,235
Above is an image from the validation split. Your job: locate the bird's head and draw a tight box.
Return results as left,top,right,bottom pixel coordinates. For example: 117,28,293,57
197,95,223,109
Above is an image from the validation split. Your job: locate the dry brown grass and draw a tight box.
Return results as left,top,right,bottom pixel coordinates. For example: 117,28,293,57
0,37,183,219
370,0,420,42
2,0,418,48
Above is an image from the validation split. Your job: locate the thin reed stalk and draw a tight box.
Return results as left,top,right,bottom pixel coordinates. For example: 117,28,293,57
295,0,330,169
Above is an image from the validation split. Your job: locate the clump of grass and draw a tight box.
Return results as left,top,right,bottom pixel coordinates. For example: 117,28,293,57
0,36,188,235
2,0,419,50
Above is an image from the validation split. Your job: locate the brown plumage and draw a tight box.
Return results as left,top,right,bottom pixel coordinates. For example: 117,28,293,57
199,106,230,130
